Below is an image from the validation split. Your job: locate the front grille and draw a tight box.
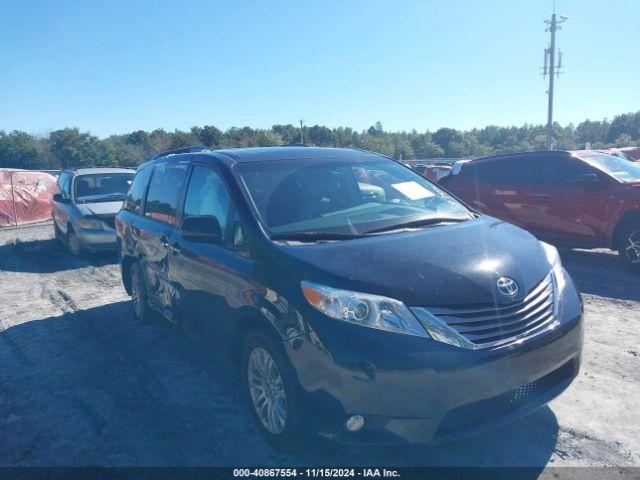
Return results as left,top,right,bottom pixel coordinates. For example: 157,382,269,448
93,215,116,229
413,273,557,349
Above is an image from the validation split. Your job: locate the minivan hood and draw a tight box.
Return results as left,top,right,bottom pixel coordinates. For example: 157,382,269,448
277,216,551,308
76,201,123,216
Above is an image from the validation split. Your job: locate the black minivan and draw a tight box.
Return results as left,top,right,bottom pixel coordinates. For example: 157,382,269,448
115,146,583,450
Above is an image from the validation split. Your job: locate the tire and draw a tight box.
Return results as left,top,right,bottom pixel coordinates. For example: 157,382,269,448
130,262,154,324
53,222,63,243
66,228,82,256
617,220,640,274
242,330,307,452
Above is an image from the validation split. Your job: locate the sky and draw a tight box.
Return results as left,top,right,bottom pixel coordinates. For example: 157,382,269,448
1,0,639,138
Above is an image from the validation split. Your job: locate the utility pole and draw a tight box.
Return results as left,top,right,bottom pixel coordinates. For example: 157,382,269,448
299,119,305,144
542,13,568,150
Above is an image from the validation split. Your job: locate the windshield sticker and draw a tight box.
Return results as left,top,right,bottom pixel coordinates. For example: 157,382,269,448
391,181,435,200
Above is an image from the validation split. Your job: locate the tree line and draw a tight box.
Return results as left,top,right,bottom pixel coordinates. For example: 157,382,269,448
1,111,639,170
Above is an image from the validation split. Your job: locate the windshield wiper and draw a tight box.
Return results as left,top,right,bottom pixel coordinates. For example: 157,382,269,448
364,216,470,235
270,231,364,242
100,193,126,199
77,193,125,204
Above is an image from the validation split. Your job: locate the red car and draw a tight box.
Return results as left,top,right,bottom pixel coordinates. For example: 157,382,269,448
599,147,639,163
440,150,640,272
619,146,640,161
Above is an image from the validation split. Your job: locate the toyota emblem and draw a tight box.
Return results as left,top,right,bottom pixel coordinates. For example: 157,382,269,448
496,277,519,297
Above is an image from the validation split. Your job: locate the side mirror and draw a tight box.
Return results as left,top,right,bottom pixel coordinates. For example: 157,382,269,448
53,193,68,203
180,215,222,244
573,173,599,185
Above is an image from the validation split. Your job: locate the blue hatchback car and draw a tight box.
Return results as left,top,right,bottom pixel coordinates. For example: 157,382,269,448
116,146,583,451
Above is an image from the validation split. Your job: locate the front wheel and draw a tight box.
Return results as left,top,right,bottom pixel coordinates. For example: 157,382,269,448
67,228,82,256
617,221,640,274
242,330,306,452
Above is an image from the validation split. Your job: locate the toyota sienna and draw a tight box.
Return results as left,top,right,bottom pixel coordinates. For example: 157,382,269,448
115,146,583,450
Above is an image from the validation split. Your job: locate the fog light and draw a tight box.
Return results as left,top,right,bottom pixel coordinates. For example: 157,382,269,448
345,414,365,432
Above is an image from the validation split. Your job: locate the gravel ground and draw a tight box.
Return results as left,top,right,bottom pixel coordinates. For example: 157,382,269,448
0,223,639,468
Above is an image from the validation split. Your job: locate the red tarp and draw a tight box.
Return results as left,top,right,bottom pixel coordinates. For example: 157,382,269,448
0,169,59,227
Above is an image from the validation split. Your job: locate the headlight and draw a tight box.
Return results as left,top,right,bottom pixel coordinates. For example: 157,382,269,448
541,241,560,268
541,241,569,324
541,241,566,292
301,281,429,337
78,218,103,230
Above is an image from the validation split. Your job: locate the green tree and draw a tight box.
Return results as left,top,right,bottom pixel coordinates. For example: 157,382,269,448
271,124,299,144
432,127,464,151
0,131,44,169
146,129,172,154
253,130,283,146
359,133,395,157
575,119,609,147
170,130,198,149
191,125,224,148
613,133,636,147
307,125,334,146
393,139,415,160
103,136,145,166
2,110,639,171
607,112,640,144
49,128,102,168
411,136,444,158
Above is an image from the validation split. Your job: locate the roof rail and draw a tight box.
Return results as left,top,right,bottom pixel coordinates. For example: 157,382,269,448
283,143,310,147
151,145,210,160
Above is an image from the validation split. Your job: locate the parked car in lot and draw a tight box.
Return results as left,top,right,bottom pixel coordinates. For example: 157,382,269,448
427,163,453,182
52,167,135,255
410,162,453,182
619,146,640,161
598,148,639,163
116,146,583,450
440,150,640,272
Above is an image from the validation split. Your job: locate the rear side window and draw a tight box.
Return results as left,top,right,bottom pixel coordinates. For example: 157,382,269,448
144,163,188,225
539,158,594,184
470,158,538,184
124,166,153,214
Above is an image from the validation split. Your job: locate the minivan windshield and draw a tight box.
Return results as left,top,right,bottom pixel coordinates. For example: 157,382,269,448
74,173,134,203
235,156,472,239
578,153,640,183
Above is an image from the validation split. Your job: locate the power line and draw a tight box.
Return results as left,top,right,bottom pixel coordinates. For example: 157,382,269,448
542,13,568,150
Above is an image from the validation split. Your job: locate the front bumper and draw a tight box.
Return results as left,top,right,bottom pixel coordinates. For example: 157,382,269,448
285,278,583,445
77,228,118,252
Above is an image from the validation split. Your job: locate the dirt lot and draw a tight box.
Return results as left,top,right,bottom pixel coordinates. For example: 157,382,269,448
0,223,639,467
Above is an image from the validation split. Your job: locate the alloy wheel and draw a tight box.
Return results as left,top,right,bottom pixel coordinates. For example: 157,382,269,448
247,347,287,435
625,229,640,264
